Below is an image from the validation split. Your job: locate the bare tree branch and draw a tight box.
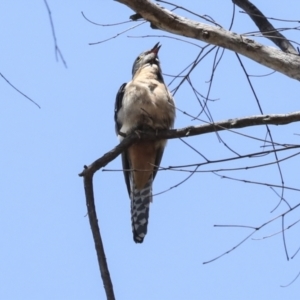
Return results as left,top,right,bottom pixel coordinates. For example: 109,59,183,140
82,173,115,300
232,0,298,54
79,110,300,177
116,0,300,80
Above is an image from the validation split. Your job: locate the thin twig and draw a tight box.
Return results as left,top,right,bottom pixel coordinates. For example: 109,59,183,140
204,203,300,264
235,53,285,212
81,11,134,26
281,271,300,288
217,173,300,193
43,0,67,67
89,22,146,45
203,230,256,264
0,72,40,108
252,219,300,240
156,0,222,27
282,215,289,260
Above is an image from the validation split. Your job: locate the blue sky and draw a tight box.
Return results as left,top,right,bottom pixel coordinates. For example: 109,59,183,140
1,1,300,299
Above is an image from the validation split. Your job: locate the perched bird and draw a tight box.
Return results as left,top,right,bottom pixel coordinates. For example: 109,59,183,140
114,42,175,243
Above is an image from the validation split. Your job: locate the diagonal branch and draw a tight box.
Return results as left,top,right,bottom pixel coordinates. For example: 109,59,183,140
232,0,297,54
0,72,41,108
116,0,300,80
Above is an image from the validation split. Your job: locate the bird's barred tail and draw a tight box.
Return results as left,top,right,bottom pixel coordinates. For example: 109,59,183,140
130,177,152,243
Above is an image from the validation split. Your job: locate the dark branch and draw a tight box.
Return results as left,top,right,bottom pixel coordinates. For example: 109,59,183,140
78,133,140,300
232,0,298,54
82,174,115,300
43,0,67,67
0,72,40,108
79,111,300,177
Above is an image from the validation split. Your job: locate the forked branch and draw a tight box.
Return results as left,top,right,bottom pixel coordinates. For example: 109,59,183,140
116,0,300,80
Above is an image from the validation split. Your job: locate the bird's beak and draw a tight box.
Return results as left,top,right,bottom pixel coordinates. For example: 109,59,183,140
151,42,161,55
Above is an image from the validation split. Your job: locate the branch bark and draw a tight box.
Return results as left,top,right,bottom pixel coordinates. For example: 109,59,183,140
232,0,297,54
116,0,300,80
80,111,300,176
82,173,115,300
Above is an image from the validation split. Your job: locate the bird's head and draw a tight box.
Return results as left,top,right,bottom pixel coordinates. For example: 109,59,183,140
131,42,162,77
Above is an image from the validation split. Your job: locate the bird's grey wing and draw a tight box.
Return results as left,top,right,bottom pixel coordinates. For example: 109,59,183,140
114,83,126,134
152,147,164,180
121,151,131,196
114,83,131,196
